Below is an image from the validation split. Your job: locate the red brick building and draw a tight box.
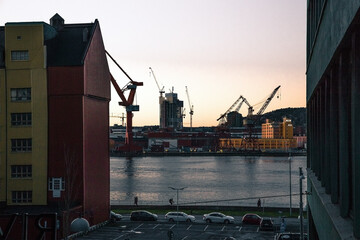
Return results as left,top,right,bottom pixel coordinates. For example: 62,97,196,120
0,14,110,238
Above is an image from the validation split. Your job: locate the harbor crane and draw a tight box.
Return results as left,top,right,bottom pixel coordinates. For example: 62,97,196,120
217,95,251,125
185,86,194,131
244,85,281,126
106,50,143,153
149,67,165,98
242,85,281,150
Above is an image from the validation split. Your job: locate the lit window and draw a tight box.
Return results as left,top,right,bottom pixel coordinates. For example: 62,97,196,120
11,113,32,126
12,191,32,203
11,138,32,152
10,88,31,101
11,165,32,178
11,50,29,61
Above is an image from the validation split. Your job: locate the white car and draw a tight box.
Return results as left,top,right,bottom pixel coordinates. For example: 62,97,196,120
165,212,196,222
203,212,235,224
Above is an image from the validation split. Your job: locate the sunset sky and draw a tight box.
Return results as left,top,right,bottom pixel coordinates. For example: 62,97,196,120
0,0,306,127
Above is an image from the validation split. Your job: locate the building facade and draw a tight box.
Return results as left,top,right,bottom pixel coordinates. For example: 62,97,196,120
306,1,360,239
0,14,110,238
160,92,184,129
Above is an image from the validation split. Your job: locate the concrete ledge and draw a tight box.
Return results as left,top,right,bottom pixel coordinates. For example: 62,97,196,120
308,170,355,239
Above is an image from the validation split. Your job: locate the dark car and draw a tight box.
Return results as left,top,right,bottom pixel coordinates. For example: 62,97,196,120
259,217,274,231
130,210,158,221
274,233,308,240
242,213,262,225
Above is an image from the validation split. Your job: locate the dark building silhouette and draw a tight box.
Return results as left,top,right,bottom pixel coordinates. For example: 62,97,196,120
307,2,360,239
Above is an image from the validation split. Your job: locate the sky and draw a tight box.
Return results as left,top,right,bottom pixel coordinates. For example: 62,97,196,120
0,0,307,127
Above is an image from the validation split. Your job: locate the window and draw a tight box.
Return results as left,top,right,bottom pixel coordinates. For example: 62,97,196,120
11,138,32,152
11,165,32,178
12,191,32,203
11,113,31,126
48,177,65,191
10,88,31,101
11,50,29,61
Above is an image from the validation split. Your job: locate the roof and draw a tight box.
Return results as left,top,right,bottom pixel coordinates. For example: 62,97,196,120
45,21,97,66
1,14,97,67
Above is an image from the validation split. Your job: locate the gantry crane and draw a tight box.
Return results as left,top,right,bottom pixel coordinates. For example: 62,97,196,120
185,86,194,131
106,50,143,153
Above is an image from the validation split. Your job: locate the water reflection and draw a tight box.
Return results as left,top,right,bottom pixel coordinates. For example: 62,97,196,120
110,155,307,207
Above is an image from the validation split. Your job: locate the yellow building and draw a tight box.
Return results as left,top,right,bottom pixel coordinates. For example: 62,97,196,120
0,22,49,205
219,117,295,151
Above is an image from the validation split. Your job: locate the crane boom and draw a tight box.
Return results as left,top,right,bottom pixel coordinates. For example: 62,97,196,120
217,95,243,121
149,67,165,95
185,86,194,130
256,85,281,116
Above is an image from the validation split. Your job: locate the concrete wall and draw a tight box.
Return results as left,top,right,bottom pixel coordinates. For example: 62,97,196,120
306,0,360,101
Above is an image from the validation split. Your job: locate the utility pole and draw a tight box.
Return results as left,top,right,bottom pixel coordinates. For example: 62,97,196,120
299,167,305,240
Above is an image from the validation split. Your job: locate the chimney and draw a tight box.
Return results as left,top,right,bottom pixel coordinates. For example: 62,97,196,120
50,13,64,30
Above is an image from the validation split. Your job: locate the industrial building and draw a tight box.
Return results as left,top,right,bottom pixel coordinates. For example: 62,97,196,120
306,1,360,239
0,14,110,238
219,117,296,151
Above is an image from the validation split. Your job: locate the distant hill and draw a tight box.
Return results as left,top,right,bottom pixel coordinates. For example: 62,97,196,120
260,107,306,127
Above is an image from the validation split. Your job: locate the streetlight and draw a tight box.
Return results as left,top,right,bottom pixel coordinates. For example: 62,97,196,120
168,186,187,224
289,153,292,216
299,167,305,240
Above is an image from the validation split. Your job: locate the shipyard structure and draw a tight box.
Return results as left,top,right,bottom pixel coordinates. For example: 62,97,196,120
0,14,110,238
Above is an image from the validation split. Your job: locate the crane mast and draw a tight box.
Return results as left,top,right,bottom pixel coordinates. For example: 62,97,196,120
185,86,194,131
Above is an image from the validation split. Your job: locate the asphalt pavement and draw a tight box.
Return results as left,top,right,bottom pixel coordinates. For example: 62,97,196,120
74,214,306,240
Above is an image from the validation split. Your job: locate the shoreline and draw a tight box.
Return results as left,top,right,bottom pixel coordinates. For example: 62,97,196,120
110,151,307,158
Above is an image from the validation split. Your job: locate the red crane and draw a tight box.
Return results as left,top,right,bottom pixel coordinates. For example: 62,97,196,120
106,50,143,153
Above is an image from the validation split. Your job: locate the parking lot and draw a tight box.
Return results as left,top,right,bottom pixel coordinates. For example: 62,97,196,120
75,215,303,240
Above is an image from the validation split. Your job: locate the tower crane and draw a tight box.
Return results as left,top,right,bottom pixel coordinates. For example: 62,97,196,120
185,86,194,131
106,50,143,153
149,67,165,98
110,113,126,126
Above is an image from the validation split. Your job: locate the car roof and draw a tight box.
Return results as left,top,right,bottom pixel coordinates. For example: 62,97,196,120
244,213,260,217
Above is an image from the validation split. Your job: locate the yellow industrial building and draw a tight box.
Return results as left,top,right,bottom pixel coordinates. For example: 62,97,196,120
0,23,48,205
219,117,296,151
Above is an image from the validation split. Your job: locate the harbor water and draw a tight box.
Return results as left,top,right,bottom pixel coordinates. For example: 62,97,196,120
110,155,307,208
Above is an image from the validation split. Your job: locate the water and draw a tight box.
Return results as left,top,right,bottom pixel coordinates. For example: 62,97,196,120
110,155,307,208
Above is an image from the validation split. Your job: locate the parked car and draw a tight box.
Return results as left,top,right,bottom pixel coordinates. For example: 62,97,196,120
203,212,235,224
259,217,274,231
130,210,158,221
274,232,308,240
165,212,196,222
241,213,262,225
110,211,122,222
